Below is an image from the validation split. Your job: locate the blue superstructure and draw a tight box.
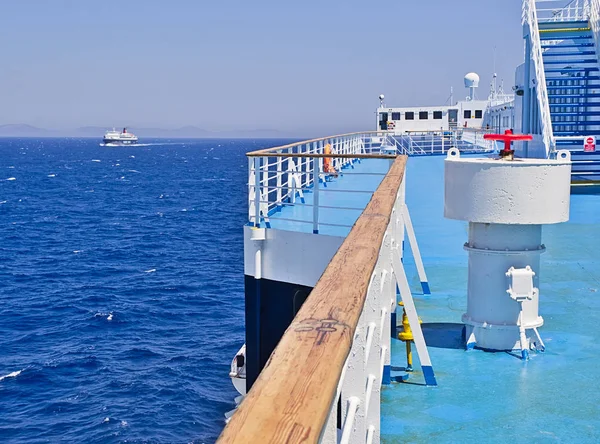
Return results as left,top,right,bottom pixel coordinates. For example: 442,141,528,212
541,19,600,182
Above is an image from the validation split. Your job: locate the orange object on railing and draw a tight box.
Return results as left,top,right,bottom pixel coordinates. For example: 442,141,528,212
323,143,337,175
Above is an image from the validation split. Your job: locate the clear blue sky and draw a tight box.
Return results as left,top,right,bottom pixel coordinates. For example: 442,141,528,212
0,0,524,135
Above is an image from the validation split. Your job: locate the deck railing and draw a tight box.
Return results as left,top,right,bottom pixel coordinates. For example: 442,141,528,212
218,156,408,444
390,129,495,155
523,0,557,157
535,0,591,22
246,131,397,235
245,130,494,234
590,0,600,66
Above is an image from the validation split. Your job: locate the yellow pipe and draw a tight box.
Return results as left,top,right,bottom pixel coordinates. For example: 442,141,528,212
539,27,590,33
406,341,413,372
398,301,420,372
572,180,600,185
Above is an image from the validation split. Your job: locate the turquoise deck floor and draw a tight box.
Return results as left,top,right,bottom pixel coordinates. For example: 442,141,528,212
267,159,392,237
382,155,600,443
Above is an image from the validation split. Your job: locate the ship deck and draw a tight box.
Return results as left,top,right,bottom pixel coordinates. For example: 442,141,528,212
246,150,599,442
382,155,600,442
266,158,392,237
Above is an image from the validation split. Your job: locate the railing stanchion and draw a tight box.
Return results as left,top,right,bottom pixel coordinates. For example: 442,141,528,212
312,152,320,234
276,155,282,208
254,157,261,227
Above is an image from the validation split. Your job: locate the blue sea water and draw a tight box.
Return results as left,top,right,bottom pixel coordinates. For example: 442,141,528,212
0,137,293,443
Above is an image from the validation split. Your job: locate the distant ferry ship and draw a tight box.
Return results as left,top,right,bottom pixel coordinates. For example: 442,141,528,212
103,128,138,145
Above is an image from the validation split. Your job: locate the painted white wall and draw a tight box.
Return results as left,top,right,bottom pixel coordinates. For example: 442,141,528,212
377,106,450,132
457,100,488,129
376,99,491,133
244,226,344,287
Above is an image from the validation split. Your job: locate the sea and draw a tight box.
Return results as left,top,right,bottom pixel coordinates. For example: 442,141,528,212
0,137,295,443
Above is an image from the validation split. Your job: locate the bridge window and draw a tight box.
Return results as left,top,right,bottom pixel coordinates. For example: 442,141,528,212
464,110,472,119
419,111,428,120
475,110,483,119
391,112,401,120
405,112,414,120
433,111,442,119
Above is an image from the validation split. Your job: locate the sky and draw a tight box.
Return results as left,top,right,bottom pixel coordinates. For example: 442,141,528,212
0,0,524,135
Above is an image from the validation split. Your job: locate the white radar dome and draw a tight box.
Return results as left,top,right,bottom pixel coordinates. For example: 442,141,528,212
464,72,480,88
379,94,385,100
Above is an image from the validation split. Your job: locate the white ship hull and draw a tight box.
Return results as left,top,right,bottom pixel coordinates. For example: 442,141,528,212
102,138,138,145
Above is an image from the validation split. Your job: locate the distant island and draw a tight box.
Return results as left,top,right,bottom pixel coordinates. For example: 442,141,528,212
0,124,291,139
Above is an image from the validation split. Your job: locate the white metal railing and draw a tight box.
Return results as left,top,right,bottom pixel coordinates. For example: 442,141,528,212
536,0,591,22
523,0,557,156
246,129,497,234
390,129,495,156
590,0,600,68
319,189,403,444
219,156,436,444
246,132,397,234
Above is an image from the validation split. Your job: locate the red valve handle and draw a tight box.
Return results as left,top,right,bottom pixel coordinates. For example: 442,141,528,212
483,129,533,153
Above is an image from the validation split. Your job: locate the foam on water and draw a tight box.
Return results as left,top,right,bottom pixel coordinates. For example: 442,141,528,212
0,370,23,382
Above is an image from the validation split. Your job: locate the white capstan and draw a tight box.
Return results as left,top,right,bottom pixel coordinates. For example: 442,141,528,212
444,148,571,357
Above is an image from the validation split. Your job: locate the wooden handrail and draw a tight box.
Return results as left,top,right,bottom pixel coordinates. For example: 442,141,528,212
218,156,408,444
246,131,390,156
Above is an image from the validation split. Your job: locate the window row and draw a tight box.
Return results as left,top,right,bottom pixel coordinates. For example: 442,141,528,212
464,110,483,119
388,111,444,120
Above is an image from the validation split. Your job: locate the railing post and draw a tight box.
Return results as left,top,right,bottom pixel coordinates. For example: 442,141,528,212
301,144,306,187
248,156,254,224
290,157,296,204
312,146,320,234
263,156,268,214
334,137,339,171
340,317,366,444
254,157,261,227
276,154,282,209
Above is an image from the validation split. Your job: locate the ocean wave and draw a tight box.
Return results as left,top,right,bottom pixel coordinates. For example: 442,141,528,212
0,137,253,443
0,369,23,382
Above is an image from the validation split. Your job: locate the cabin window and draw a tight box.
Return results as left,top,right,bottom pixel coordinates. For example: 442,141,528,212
464,110,472,119
391,112,401,120
405,112,414,120
419,111,428,120
475,110,483,119
433,111,443,119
